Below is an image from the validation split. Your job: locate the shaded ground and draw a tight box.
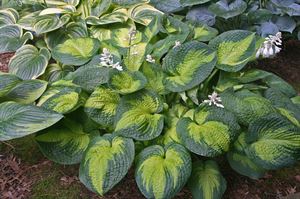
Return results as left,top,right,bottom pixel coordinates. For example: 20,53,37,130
0,40,300,199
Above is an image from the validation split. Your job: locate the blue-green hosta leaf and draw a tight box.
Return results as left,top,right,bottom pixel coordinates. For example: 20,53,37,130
8,45,51,80
86,8,128,25
52,37,100,66
84,86,120,127
258,22,279,37
0,25,33,53
150,0,183,13
209,0,247,19
0,8,19,27
162,41,217,92
0,101,63,141
245,114,300,170
193,23,218,42
79,134,135,196
220,89,276,125
180,0,211,6
45,20,88,49
186,6,216,26
209,30,256,72
33,14,71,35
177,105,240,157
273,16,296,33
227,133,266,179
114,90,164,141
37,80,85,114
188,160,227,199
0,73,47,104
36,118,95,165
135,143,192,199
108,70,147,95
43,63,74,83
128,3,163,26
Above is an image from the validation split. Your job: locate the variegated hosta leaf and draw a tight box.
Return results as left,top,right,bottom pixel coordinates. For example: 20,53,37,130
108,70,147,95
162,41,217,92
177,105,240,157
17,11,40,31
0,25,33,53
193,23,219,42
33,14,71,35
114,90,164,141
245,114,300,170
128,3,163,26
8,45,51,80
209,30,256,72
43,63,74,83
84,86,120,127
45,20,88,49
0,73,47,104
227,133,266,179
36,118,95,165
140,62,168,95
39,6,76,16
135,143,192,199
220,89,276,125
0,8,19,27
79,134,135,196
188,160,227,199
37,80,85,114
86,8,128,25
0,101,63,141
52,37,100,66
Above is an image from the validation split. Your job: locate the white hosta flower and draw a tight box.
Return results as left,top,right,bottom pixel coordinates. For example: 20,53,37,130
203,91,224,108
128,27,137,41
146,54,155,63
173,41,181,49
112,62,123,71
99,48,123,71
256,32,282,58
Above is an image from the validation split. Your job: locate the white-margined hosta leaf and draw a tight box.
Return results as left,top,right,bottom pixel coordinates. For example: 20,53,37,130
208,0,247,19
86,8,128,25
177,105,240,157
45,20,88,49
39,5,76,16
114,90,164,141
227,132,266,179
188,160,227,199
79,134,134,196
0,73,47,104
84,86,120,127
108,70,147,95
0,101,63,141
52,37,100,66
17,11,40,31
209,30,256,72
162,41,217,92
8,45,51,80
128,3,163,26
0,25,33,53
45,0,80,6
36,118,96,165
245,113,300,170
89,0,111,17
0,8,18,27
43,63,74,83
220,89,277,126
33,14,71,35
37,80,85,114
135,143,192,199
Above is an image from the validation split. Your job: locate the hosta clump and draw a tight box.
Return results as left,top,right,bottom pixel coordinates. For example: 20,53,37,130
0,1,300,198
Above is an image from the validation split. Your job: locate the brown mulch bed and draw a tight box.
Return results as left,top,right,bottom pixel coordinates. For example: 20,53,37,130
0,52,14,73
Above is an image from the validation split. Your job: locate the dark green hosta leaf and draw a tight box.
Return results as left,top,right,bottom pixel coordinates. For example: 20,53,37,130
0,101,63,141
135,143,192,199
36,118,95,165
8,45,51,80
128,3,163,26
108,70,147,95
37,80,85,114
0,25,33,53
0,73,47,104
114,90,164,141
0,8,18,27
245,114,300,170
162,41,217,92
188,160,227,199
79,134,134,196
209,30,256,72
84,86,120,127
209,0,247,19
177,105,240,157
220,89,276,125
227,133,266,179
33,14,71,35
52,38,100,66
113,0,148,6
248,9,273,24
86,8,128,25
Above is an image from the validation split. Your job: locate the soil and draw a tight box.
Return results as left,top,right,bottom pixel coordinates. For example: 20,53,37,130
0,40,300,199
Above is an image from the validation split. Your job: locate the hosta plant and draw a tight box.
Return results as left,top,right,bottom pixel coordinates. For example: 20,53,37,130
0,1,300,199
